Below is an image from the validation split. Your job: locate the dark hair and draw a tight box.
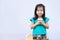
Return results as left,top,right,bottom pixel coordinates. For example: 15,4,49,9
34,4,45,21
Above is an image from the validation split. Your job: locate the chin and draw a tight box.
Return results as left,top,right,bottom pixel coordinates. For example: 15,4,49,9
38,15,42,17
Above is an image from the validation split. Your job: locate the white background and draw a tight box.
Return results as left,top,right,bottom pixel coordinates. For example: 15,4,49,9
0,0,60,40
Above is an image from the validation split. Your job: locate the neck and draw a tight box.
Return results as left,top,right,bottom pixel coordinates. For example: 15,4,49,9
38,16,42,18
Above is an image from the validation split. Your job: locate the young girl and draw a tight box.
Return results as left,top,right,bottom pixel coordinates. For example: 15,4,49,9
30,4,50,40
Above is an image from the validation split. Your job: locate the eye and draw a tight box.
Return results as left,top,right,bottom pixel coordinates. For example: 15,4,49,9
37,9,40,11
40,10,43,11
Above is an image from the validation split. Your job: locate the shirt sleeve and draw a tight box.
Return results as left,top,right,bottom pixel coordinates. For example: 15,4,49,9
30,17,35,23
45,17,50,23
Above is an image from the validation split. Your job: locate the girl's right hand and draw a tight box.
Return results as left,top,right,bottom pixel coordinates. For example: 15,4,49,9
30,20,42,29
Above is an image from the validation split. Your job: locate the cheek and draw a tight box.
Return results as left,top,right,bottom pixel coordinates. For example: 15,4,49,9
36,11,39,13
42,11,43,14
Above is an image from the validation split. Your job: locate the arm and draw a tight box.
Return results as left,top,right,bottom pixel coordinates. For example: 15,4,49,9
30,22,40,29
41,22,49,29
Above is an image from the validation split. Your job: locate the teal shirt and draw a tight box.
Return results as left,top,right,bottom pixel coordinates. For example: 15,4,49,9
30,17,50,35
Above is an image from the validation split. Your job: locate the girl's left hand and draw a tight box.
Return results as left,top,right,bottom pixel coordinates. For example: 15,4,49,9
39,20,43,24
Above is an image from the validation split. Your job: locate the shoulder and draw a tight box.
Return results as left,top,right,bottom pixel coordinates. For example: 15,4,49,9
30,17,35,21
45,17,50,22
45,17,49,19
30,17,35,23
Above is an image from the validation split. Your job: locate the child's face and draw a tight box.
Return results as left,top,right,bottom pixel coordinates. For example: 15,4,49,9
36,7,44,17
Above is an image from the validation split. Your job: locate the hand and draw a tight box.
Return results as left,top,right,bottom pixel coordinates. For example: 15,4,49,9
36,20,42,25
39,20,42,24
